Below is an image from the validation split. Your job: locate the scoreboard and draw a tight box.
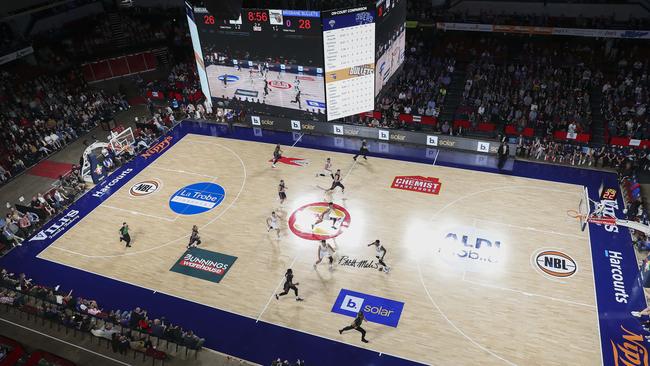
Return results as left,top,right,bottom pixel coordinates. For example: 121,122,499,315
200,9,321,36
322,7,376,121
187,3,403,122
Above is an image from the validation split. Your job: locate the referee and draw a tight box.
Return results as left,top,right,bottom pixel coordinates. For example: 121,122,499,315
119,222,131,248
353,139,369,161
339,311,369,343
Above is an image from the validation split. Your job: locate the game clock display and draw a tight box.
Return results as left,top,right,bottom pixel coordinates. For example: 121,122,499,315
202,9,320,36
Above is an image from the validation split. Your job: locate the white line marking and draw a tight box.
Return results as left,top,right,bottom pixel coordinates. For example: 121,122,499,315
583,186,604,366
47,143,247,258
473,218,584,238
343,159,358,182
257,255,298,323
417,264,517,366
0,318,132,366
148,166,218,179
461,278,596,308
100,204,177,222
290,133,304,148
433,149,440,166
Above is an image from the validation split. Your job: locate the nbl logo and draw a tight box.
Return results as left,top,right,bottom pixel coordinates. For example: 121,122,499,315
129,180,161,197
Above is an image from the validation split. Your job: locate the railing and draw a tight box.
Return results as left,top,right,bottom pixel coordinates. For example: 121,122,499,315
0,281,205,365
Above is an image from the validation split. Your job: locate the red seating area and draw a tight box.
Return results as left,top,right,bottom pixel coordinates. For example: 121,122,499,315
0,335,25,366
359,112,438,127
82,51,157,83
553,131,591,143
504,125,535,137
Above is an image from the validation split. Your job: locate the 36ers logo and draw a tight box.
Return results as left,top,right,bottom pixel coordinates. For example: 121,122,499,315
268,157,310,167
129,180,161,197
288,202,351,240
269,80,292,89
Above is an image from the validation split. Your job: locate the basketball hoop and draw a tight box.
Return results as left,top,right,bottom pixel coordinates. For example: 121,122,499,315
567,210,617,226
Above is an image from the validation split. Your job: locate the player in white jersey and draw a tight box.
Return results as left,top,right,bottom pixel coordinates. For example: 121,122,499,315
316,157,334,178
266,211,281,238
313,240,336,270
312,202,339,230
367,239,390,273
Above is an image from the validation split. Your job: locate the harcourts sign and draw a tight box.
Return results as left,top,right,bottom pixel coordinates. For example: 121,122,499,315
92,168,134,198
331,289,404,327
605,250,630,304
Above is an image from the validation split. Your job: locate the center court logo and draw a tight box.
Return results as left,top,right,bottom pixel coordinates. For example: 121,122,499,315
332,289,404,327
169,182,225,215
610,325,648,366
288,202,351,240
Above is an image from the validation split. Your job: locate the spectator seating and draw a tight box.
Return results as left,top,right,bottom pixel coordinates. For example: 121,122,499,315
0,269,206,364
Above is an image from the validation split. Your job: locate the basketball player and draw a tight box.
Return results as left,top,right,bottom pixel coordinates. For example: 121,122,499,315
187,225,201,249
275,269,303,301
263,79,270,98
313,240,336,270
272,144,283,168
339,310,369,343
266,211,281,238
315,157,334,178
368,240,390,273
312,202,339,230
327,169,345,193
290,89,302,109
278,179,287,205
353,140,369,161
222,74,228,88
119,222,131,247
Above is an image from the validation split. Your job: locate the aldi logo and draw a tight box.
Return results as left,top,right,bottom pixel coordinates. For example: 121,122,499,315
391,176,441,195
332,289,404,327
170,248,237,283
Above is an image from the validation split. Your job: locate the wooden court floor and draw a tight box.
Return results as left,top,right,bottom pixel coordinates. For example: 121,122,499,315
38,134,600,365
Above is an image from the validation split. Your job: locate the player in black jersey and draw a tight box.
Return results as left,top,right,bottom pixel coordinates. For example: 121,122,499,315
272,144,283,168
290,89,302,109
187,225,201,249
353,139,369,161
339,310,369,343
327,169,345,193
278,179,287,205
275,269,303,301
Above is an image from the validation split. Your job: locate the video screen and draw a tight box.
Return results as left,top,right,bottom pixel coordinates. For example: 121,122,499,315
375,0,406,96
193,8,326,121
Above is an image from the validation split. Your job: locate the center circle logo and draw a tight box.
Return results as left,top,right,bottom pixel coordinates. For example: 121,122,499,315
169,182,226,215
288,202,351,240
269,80,292,89
129,180,161,197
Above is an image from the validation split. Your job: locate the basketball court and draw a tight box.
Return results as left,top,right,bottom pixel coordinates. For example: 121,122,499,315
205,64,326,113
1,121,645,366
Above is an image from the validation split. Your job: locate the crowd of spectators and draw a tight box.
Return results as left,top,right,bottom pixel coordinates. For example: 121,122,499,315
601,60,649,139
0,268,204,359
1,168,86,250
0,69,129,186
462,51,595,135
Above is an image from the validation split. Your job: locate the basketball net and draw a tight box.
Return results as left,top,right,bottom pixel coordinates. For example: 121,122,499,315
567,210,617,226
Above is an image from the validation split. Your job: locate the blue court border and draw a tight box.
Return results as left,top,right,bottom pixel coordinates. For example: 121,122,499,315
0,120,645,365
